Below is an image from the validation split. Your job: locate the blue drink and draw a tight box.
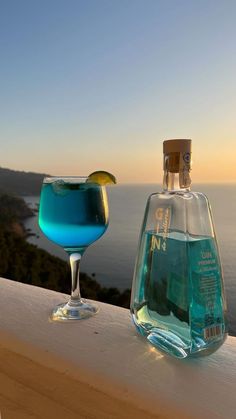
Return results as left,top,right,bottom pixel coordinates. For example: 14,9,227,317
39,179,108,252
39,176,109,321
132,230,227,358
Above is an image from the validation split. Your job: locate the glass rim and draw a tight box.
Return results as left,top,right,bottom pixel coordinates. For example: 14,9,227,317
43,176,88,184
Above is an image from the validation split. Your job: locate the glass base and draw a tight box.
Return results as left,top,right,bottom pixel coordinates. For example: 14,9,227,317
50,300,99,321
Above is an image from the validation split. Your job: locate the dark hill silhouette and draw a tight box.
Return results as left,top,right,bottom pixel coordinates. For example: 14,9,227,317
0,167,48,196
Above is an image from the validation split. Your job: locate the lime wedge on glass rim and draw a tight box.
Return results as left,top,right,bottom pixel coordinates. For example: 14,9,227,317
86,171,117,185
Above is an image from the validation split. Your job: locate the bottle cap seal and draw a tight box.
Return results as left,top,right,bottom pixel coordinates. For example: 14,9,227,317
163,139,192,175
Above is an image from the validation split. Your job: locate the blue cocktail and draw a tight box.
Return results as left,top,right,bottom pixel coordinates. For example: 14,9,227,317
39,176,109,320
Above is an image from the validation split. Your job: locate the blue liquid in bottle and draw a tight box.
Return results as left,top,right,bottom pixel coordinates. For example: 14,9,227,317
130,140,227,358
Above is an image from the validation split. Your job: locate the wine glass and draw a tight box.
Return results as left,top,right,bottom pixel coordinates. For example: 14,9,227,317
38,176,109,321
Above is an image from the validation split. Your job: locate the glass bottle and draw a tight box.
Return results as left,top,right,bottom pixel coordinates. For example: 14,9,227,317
130,139,227,358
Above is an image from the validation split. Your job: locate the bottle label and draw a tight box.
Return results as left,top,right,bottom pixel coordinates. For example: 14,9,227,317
161,236,224,328
203,324,223,340
190,238,225,337
164,151,191,172
193,247,221,306
151,207,171,253
179,152,191,188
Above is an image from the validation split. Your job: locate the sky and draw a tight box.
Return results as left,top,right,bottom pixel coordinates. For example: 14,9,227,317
0,0,236,183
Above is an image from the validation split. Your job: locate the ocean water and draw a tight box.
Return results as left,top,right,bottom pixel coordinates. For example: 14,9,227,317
23,184,236,335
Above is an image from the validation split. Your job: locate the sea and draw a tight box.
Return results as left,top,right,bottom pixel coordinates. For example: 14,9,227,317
23,184,236,335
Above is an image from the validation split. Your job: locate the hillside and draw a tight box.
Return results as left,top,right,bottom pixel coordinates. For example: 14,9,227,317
0,167,48,196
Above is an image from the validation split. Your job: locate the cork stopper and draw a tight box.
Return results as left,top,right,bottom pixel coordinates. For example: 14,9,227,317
163,139,192,154
163,139,192,174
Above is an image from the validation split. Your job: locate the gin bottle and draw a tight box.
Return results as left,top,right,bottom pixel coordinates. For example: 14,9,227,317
130,139,227,358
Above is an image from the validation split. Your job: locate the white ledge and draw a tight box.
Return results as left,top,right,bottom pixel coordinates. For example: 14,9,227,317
0,277,236,419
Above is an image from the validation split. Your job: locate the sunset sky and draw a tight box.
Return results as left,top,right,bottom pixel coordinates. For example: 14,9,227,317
0,0,236,183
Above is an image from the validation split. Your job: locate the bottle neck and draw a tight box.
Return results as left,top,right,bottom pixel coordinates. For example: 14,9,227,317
162,152,191,192
163,170,191,192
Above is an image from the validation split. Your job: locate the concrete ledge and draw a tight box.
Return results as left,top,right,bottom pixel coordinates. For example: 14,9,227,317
0,278,236,419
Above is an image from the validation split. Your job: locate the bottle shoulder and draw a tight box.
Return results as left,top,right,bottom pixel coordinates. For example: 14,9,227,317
149,190,209,202
144,190,215,239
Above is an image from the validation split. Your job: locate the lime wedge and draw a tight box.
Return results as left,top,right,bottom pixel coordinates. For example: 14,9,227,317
86,171,117,185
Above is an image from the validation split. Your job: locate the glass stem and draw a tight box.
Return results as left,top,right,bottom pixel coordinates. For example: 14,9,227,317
69,253,82,306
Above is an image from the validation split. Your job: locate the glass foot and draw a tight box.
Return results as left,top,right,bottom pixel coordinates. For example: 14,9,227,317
50,300,99,321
